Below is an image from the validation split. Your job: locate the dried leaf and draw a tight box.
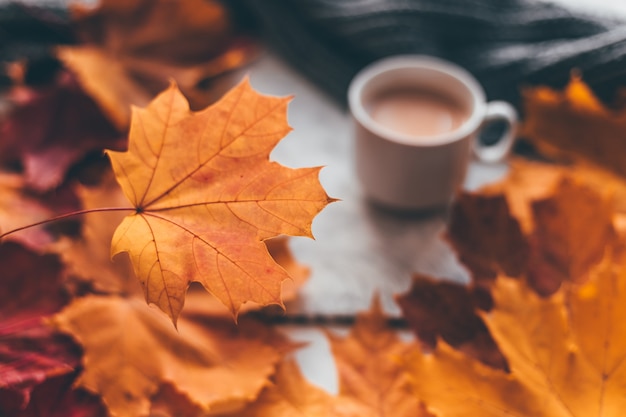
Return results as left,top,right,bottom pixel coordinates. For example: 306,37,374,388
0,70,124,191
52,295,288,417
182,236,311,317
458,164,615,295
72,0,232,63
328,297,432,417
447,192,528,283
522,74,626,178
482,157,626,227
148,383,205,417
427,165,615,371
0,172,55,250
527,178,615,295
0,320,82,414
0,242,80,412
0,242,68,325
220,359,376,417
51,173,139,296
404,245,626,416
57,47,153,131
107,79,334,323
62,0,260,130
395,275,506,370
480,157,571,232
11,374,107,417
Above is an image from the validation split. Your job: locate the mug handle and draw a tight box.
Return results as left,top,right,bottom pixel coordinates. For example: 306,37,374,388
473,101,518,163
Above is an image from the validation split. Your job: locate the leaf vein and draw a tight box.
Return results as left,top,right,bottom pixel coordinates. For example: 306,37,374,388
141,96,287,208
144,212,280,300
138,90,177,207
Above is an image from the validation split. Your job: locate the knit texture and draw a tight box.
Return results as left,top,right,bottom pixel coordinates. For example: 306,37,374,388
236,0,626,107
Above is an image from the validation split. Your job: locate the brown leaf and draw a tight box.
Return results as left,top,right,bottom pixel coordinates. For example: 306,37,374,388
522,74,626,178
327,297,432,417
62,0,260,130
404,244,626,416
1,372,107,417
51,295,288,417
480,157,572,232
0,242,81,412
0,70,124,191
0,320,82,414
466,159,616,295
395,274,507,370
447,192,528,283
428,162,615,369
107,79,334,323
0,242,68,324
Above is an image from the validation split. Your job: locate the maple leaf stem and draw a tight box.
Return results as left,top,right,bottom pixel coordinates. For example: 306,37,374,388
0,207,136,241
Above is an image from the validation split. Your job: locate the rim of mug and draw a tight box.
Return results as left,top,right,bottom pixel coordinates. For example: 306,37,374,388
348,55,486,147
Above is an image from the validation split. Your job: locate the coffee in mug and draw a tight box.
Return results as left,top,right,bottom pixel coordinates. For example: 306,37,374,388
368,88,470,139
348,55,517,211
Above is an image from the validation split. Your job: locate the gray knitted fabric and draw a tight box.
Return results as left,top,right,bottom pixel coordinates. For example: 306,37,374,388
237,0,626,108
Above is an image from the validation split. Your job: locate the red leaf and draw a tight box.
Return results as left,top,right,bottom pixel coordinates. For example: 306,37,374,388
0,319,82,413
0,242,68,325
2,373,106,417
0,69,125,191
0,242,81,412
396,274,507,370
446,193,529,284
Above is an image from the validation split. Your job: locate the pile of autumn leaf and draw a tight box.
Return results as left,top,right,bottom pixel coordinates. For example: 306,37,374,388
5,1,626,417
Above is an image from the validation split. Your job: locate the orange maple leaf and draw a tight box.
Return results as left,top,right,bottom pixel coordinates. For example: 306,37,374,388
527,178,615,295
51,295,292,417
51,174,309,309
222,359,376,417
62,0,259,130
397,170,617,373
404,243,626,416
482,156,626,218
450,171,614,296
522,74,626,178
106,79,334,324
327,297,432,417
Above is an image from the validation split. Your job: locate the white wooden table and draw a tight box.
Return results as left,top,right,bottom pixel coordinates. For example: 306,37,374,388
246,0,626,391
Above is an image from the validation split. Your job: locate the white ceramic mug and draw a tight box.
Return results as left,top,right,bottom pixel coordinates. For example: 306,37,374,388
348,55,517,211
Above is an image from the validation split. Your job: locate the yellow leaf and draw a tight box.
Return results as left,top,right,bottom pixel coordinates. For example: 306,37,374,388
220,360,376,417
404,246,626,416
522,75,626,178
328,297,432,417
106,79,334,324
52,295,288,417
62,0,260,130
482,157,626,220
527,178,615,295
